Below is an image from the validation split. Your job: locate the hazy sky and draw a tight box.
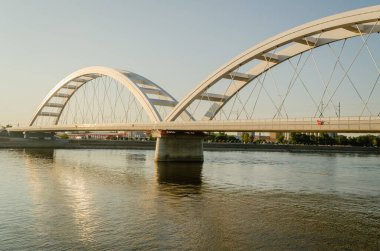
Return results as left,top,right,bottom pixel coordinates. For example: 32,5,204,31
0,0,379,125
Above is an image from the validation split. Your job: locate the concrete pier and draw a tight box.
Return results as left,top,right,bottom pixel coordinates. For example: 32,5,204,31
153,130,205,162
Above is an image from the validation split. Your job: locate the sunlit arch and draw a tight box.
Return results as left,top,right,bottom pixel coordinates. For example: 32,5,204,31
166,5,380,121
30,66,183,126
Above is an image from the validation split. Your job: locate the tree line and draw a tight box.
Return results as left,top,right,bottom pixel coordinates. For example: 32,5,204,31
286,133,380,147
206,132,380,147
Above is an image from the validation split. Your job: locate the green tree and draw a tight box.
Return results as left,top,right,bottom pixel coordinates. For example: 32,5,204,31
215,132,228,142
276,134,285,144
319,133,334,145
242,132,251,144
227,135,238,143
58,133,69,139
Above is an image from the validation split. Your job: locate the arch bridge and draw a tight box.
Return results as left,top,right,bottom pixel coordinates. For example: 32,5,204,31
10,5,380,161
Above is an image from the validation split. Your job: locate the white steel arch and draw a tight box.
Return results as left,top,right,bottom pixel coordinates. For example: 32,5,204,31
30,66,182,126
166,5,380,121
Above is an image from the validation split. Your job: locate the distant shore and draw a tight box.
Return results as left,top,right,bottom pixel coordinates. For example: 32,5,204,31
1,137,380,154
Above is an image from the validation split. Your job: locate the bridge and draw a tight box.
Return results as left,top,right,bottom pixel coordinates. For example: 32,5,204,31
9,6,380,161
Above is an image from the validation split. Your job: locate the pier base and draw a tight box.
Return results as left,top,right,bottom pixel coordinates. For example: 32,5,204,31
153,131,205,162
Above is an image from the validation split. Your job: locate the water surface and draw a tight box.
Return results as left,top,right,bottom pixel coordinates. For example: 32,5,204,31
0,149,379,250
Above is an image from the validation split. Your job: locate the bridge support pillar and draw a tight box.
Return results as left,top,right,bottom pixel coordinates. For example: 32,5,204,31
153,130,205,162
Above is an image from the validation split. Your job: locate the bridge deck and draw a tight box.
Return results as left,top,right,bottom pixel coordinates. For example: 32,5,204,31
8,117,380,133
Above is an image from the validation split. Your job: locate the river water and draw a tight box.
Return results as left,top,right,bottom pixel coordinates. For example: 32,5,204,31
0,148,379,250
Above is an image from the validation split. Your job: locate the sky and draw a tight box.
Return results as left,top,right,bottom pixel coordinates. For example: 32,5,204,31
0,0,379,126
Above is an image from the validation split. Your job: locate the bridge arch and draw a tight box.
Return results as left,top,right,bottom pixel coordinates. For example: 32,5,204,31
166,5,380,121
30,66,181,126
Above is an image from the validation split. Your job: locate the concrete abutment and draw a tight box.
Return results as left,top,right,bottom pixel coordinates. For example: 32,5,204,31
153,130,205,162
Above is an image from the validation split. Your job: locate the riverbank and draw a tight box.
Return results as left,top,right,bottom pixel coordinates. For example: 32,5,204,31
1,137,380,154
205,142,380,154
0,137,156,150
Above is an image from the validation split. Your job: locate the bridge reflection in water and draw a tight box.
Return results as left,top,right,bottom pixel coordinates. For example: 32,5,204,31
22,148,204,187
156,162,203,186
23,148,55,160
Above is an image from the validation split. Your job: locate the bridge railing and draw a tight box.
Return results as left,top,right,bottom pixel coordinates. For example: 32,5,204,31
8,116,380,133
155,116,380,133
